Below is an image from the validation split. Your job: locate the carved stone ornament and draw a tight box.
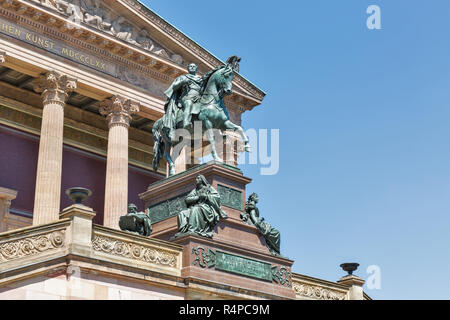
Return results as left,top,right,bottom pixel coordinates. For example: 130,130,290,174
271,266,291,287
292,283,347,300
33,71,77,105
0,231,65,262
99,95,139,128
192,246,216,268
31,0,183,64
92,234,177,268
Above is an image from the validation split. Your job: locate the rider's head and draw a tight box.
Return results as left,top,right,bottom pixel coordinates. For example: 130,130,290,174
188,63,198,75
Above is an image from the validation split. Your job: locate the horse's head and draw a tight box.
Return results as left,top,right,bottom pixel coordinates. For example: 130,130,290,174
219,65,234,96
205,65,234,98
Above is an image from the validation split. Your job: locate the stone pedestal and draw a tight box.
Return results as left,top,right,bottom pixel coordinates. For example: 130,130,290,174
337,275,365,300
174,234,295,299
219,131,241,167
174,146,189,176
60,203,96,256
139,161,295,299
139,161,259,249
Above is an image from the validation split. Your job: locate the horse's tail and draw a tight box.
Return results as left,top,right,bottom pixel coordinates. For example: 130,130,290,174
152,119,164,172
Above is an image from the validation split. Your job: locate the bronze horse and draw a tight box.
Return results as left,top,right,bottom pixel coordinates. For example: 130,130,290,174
152,63,251,176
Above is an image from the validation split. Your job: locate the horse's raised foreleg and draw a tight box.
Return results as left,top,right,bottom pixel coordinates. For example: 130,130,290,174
223,120,252,153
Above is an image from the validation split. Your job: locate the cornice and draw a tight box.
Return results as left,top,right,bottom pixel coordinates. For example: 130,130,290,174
1,0,263,111
3,1,180,84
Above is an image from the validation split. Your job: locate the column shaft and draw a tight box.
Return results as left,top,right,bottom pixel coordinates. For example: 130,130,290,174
32,71,76,226
100,96,139,229
103,124,129,228
33,102,65,225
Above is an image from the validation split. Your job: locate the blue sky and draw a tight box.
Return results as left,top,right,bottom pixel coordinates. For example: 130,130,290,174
143,0,450,299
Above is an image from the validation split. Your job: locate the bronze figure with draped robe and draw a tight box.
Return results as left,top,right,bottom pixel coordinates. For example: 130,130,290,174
175,175,227,238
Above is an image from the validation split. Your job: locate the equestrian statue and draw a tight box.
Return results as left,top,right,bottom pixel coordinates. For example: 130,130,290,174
152,56,251,176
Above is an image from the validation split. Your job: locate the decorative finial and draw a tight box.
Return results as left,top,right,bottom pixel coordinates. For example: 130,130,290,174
340,263,360,276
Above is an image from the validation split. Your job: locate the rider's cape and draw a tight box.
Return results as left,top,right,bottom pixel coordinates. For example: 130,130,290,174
162,76,185,139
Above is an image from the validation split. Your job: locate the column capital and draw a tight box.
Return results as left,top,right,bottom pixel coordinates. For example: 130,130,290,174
99,95,140,128
33,71,77,106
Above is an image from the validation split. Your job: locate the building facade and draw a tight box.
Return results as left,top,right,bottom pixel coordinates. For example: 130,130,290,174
0,0,369,300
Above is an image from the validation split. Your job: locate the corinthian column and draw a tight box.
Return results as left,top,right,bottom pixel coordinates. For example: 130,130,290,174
100,96,139,229
32,71,77,226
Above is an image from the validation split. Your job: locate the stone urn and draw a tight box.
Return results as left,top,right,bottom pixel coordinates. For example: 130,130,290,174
66,187,92,205
340,263,360,275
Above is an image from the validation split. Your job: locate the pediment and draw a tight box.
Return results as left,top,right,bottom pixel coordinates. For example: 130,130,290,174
31,0,184,65
27,0,265,106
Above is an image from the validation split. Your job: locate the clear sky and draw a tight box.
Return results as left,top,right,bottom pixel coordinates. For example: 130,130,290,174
142,0,450,299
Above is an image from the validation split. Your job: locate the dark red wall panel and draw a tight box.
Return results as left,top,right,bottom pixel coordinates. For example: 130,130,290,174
0,125,38,215
128,166,160,213
1,124,162,225
60,146,107,225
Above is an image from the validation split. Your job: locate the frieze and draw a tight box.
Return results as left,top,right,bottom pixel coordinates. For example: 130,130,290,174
1,2,263,107
191,246,291,286
217,184,242,211
0,104,42,131
0,16,111,73
0,9,169,96
28,0,184,65
0,230,65,262
292,282,347,300
92,234,178,268
147,192,188,224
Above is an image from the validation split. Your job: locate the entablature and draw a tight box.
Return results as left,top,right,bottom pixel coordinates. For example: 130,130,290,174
0,0,264,121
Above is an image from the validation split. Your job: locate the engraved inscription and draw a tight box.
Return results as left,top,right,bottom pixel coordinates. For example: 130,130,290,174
215,250,273,282
0,18,111,74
